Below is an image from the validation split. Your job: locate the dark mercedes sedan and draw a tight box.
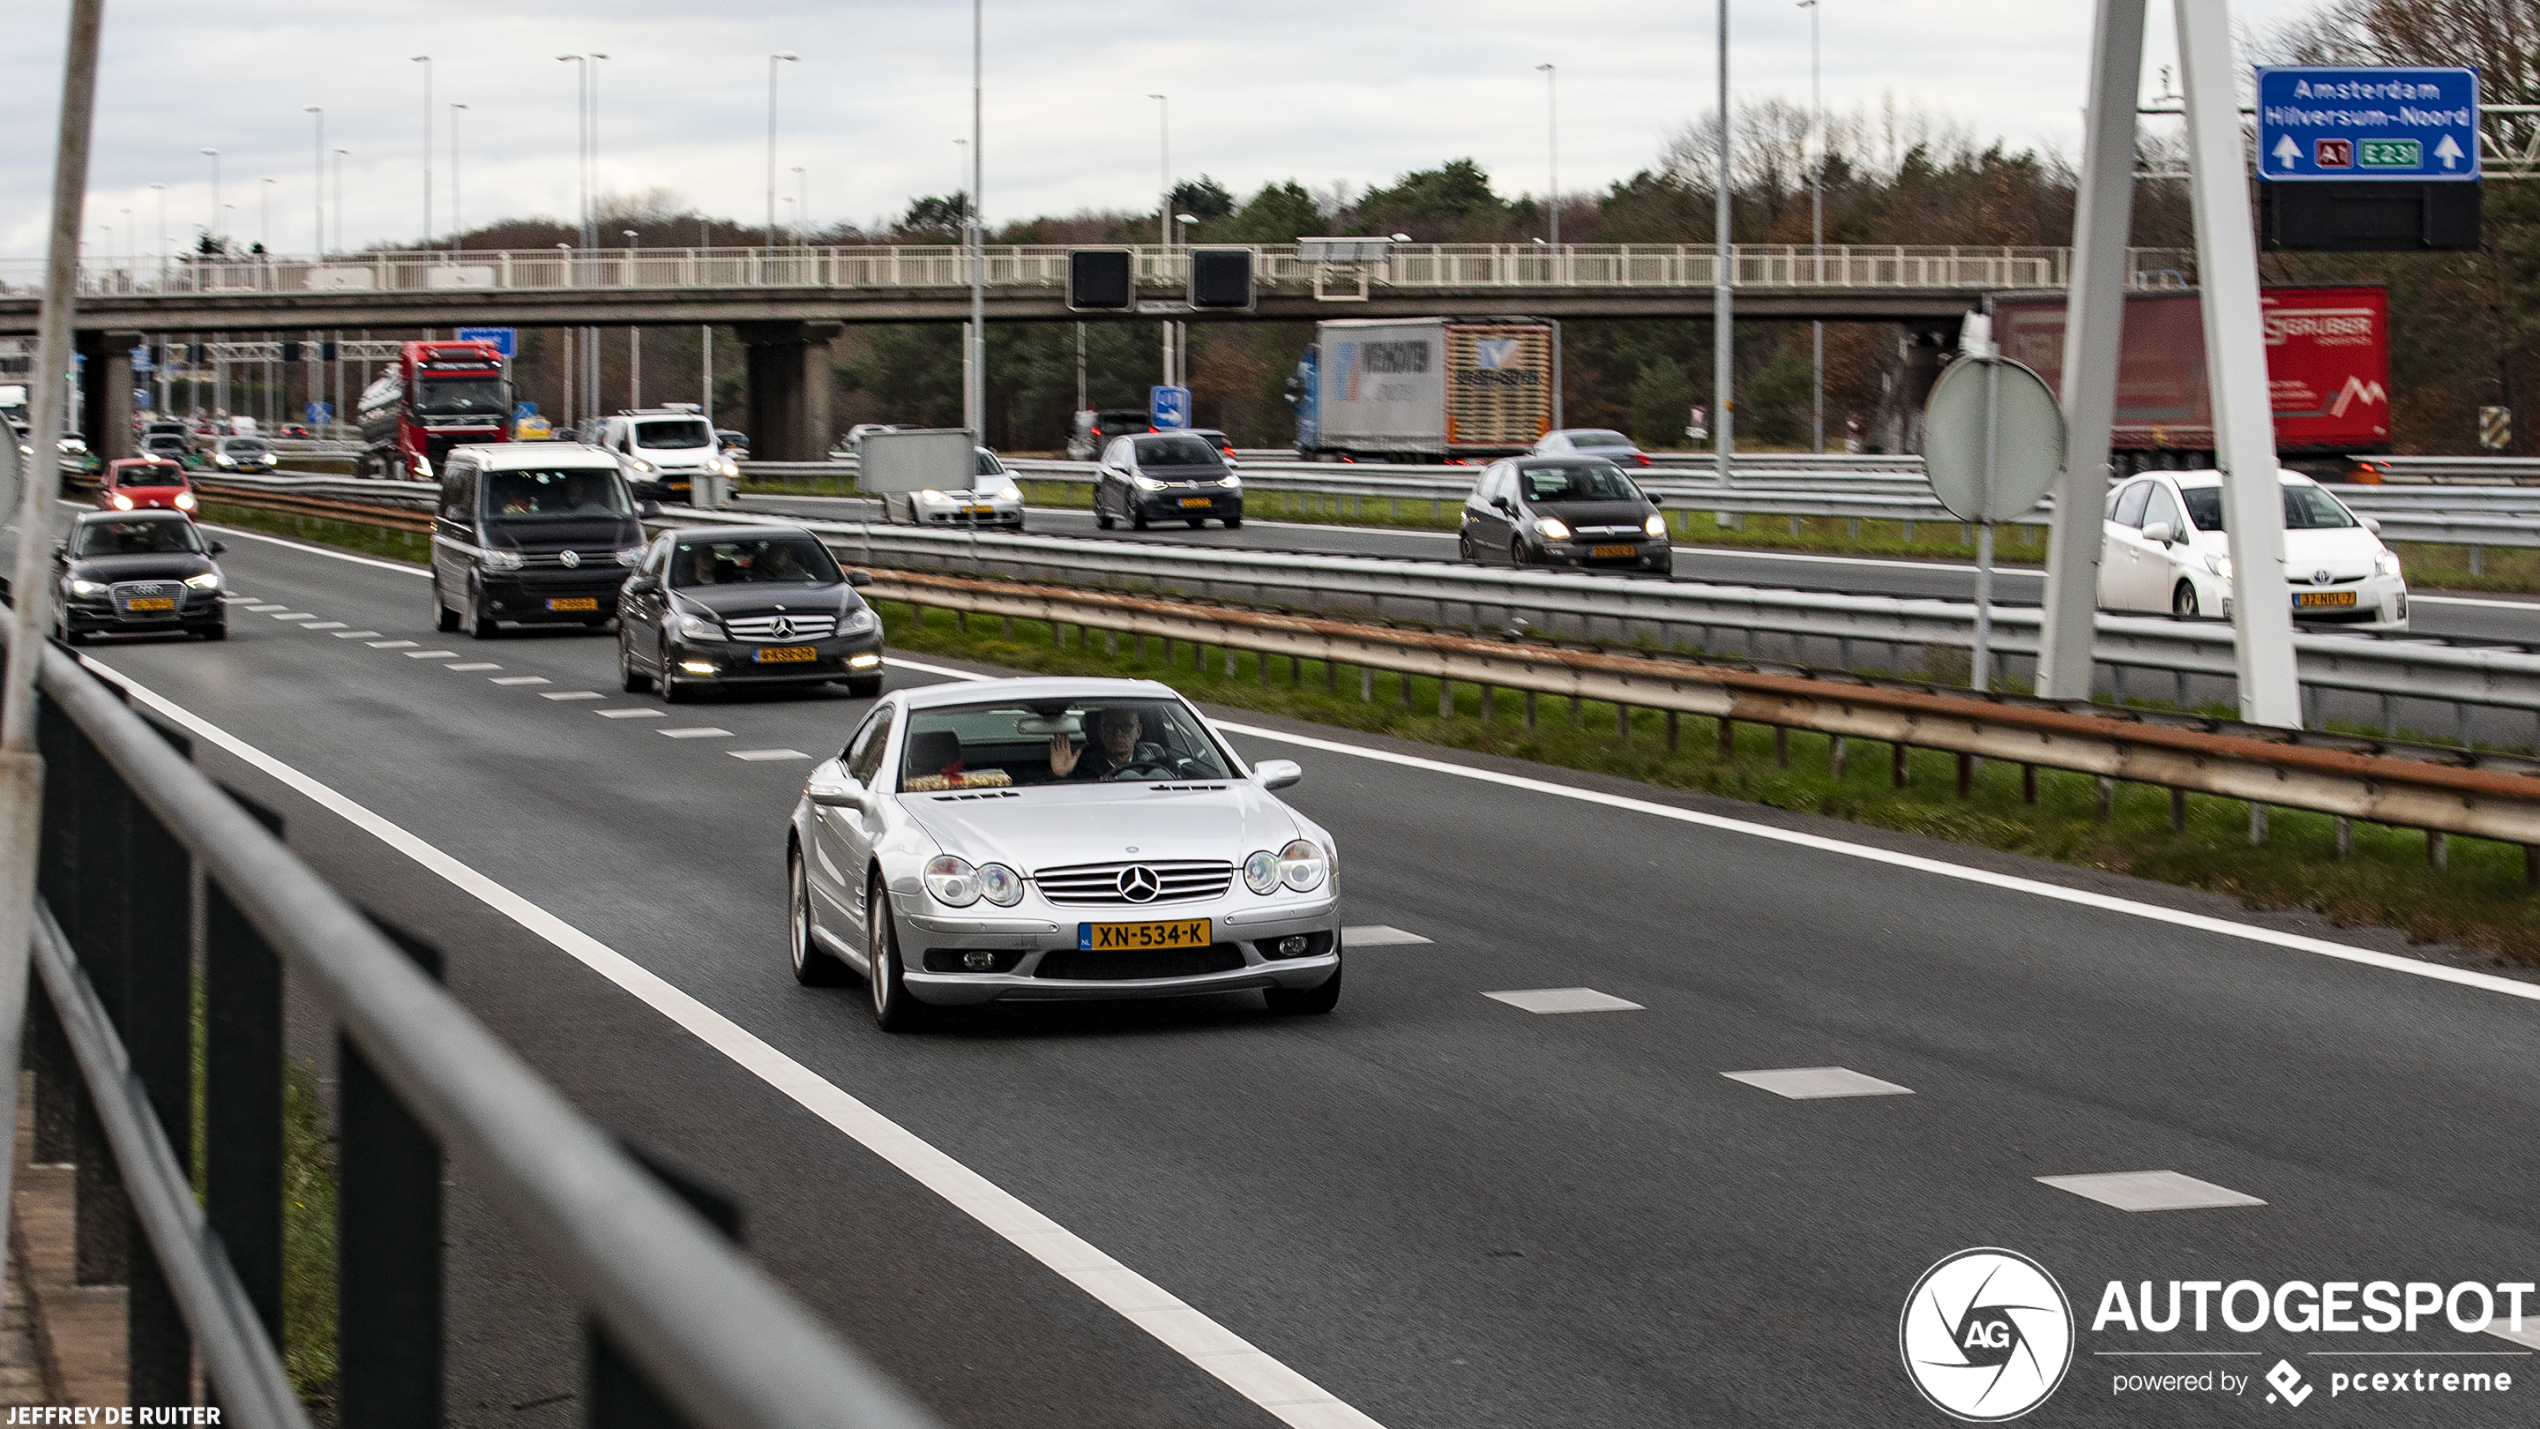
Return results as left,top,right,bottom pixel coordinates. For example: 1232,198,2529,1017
1459,456,1671,576
616,525,885,701
55,510,227,643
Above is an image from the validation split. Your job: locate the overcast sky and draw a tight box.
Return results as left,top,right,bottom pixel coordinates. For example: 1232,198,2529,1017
1,0,2324,261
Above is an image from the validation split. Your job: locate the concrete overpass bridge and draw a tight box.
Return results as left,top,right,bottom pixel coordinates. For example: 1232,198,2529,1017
3,242,2193,458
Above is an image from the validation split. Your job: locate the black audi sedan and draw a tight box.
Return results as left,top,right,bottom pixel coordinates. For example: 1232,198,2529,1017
616,525,884,702
1459,456,1672,576
55,510,227,642
1092,431,1243,531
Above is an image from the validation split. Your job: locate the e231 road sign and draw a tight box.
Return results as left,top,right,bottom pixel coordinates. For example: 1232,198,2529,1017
2256,66,2480,182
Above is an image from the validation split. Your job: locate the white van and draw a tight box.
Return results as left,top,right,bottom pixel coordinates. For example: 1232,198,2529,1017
593,405,740,506
2100,469,2408,631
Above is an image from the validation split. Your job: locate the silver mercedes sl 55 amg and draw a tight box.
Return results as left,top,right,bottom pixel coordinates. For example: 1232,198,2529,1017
786,676,1343,1029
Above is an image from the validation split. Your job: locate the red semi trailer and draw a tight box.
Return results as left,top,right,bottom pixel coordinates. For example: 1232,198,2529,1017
356,339,512,480
1991,286,2390,466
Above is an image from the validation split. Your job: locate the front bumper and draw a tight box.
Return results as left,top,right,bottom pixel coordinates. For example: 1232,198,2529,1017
893,893,1341,1005
1133,489,1242,520
63,592,223,633
1533,535,1671,569
666,631,885,685
909,497,1024,528
481,572,630,622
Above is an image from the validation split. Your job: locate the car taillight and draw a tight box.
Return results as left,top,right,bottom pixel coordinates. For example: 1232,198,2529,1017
1634,453,1651,467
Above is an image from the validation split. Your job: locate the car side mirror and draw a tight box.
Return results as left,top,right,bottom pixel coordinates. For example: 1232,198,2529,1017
1492,496,1513,514
808,772,870,810
625,575,658,595
2361,516,2382,535
1254,758,1303,791
49,541,66,562
208,540,226,555
2140,521,2175,545
846,569,872,588
639,500,662,518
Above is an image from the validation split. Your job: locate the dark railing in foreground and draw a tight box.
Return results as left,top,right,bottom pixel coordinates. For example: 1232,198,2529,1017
16,630,937,1426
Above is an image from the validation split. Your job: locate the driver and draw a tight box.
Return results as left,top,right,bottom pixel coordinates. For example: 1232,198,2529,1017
1048,706,1164,780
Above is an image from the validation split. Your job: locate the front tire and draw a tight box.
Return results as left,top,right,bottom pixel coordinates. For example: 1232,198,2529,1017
434,581,460,632
618,634,653,693
865,872,929,1030
1221,516,1242,529
196,624,227,642
2172,581,2200,619
1264,954,1343,1014
1186,516,1205,529
464,580,497,640
1095,491,1116,531
789,848,849,986
1511,539,1531,568
1130,507,1149,531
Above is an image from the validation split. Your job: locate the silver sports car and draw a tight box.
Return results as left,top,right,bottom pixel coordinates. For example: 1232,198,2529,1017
787,676,1343,1029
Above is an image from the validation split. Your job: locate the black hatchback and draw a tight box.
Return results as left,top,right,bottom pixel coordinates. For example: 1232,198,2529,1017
1093,431,1243,531
1459,456,1671,575
55,510,227,642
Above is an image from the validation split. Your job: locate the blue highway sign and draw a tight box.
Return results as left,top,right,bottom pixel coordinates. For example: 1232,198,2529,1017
455,326,517,357
2256,66,2479,182
1149,385,1191,429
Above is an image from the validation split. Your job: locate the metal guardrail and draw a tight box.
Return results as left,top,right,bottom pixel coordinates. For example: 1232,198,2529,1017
861,566,2540,859
13,632,937,1427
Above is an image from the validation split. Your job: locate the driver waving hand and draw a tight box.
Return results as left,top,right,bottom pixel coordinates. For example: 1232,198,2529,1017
1049,706,1163,780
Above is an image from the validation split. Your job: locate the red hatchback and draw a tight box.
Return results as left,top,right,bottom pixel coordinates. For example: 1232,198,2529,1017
99,458,198,515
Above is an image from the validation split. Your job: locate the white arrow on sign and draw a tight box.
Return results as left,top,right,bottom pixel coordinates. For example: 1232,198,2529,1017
2273,134,2302,169
2434,133,2464,170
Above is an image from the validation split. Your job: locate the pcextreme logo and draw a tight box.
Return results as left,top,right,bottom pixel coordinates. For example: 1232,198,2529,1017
1900,1248,2076,1421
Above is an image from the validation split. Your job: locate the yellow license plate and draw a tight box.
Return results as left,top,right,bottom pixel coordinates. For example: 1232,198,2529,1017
1590,543,1637,558
2295,590,2357,608
125,597,175,612
753,646,816,663
545,597,598,612
1080,918,1211,951
963,504,995,515
1178,497,1213,508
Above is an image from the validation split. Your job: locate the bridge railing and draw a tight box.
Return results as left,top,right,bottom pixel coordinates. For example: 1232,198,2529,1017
2,243,2199,300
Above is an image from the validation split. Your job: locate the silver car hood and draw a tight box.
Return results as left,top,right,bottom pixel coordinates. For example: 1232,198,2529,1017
900,781,1300,872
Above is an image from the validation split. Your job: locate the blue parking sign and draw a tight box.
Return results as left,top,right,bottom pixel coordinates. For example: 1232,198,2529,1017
1149,385,1191,429
2256,67,2479,182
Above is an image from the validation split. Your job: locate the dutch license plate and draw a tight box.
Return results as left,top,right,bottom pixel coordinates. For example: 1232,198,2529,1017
753,646,817,663
2295,591,2357,608
1079,918,1211,951
964,504,995,515
1590,543,1637,559
125,597,175,612
1178,497,1212,508
545,597,599,612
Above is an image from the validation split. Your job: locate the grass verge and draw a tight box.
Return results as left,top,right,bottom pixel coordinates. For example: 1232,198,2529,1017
202,502,429,567
880,601,2540,969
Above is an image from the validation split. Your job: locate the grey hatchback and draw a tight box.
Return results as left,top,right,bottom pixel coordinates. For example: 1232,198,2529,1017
1460,456,1671,575
1093,432,1244,531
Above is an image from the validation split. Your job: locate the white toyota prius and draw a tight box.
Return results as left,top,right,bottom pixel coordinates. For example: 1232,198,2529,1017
2099,468,2408,631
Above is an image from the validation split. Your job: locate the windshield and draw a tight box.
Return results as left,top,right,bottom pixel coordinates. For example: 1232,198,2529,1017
1133,435,1222,467
220,440,267,455
415,377,507,416
1521,463,1642,503
2179,484,2358,533
668,536,842,588
481,468,632,519
115,464,185,487
1564,430,1634,448
634,418,714,450
975,449,1006,477
897,697,1235,790
78,519,202,556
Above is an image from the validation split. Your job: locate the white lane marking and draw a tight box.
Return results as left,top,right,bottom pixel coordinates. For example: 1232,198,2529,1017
302,622,347,631
79,663,1389,1429
2035,1171,2266,1212
2417,592,2540,611
367,640,418,649
201,522,430,578
406,650,460,660
661,727,733,739
445,662,501,672
218,594,256,603
542,691,605,701
1723,1067,1913,1100
1342,926,1431,946
596,708,666,720
269,612,318,621
332,630,382,639
728,748,813,762
1484,988,1642,1014
491,676,550,686
242,604,287,612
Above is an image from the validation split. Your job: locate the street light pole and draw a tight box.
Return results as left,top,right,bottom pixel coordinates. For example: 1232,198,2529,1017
450,104,468,256
303,106,323,255
625,229,641,408
1800,0,1823,453
150,181,165,281
965,0,985,443
412,54,431,243
331,147,348,254
766,52,798,250
1535,64,1558,250
201,148,219,251
1712,0,1734,488
257,179,271,253
1148,93,1170,388
792,166,807,241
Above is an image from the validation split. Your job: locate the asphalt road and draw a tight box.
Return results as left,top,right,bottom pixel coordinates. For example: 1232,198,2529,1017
63,521,2540,1427
737,492,2540,650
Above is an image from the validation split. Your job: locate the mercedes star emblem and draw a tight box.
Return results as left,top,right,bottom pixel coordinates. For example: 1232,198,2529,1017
771,617,794,639
1116,866,1162,902
559,549,582,569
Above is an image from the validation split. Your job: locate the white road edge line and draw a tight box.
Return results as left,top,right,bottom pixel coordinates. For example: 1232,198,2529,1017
202,522,431,578
85,657,1386,1429
879,654,2540,1007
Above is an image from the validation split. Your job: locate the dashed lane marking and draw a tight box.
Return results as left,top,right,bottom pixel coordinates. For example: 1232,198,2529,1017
2035,1171,2266,1212
76,660,1393,1429
332,631,382,639
596,708,665,719
445,663,500,672
660,727,733,739
490,676,550,686
727,748,812,762
366,640,417,649
302,622,346,630
269,612,317,621
542,691,605,701
242,604,286,612
1723,1067,1914,1100
1483,988,1643,1014
1342,926,1430,946
405,650,460,660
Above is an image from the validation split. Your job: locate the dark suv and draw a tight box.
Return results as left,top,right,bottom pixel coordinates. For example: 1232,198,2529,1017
1093,432,1243,530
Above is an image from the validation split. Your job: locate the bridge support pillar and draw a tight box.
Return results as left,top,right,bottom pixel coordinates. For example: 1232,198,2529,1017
737,322,840,462
75,330,139,461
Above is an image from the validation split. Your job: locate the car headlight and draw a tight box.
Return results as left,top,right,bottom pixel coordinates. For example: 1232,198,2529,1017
1216,474,1241,489
109,493,133,510
614,545,646,566
924,854,982,907
838,608,876,634
2376,549,2402,579
67,579,105,597
995,482,1023,502
975,862,1024,907
1242,850,1280,895
1278,838,1327,892
2204,553,2233,580
1644,513,1668,537
1533,516,1571,541
717,457,740,477
183,572,220,590
632,458,653,474
1131,474,1166,491
918,488,947,504
675,611,722,641
174,491,197,511
410,455,432,479
482,548,523,571
213,453,234,466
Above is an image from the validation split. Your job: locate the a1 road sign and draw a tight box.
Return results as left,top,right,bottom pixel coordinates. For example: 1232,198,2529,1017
2257,66,2479,182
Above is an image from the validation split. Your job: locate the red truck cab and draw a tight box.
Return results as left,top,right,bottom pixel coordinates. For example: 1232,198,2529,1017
99,458,197,514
